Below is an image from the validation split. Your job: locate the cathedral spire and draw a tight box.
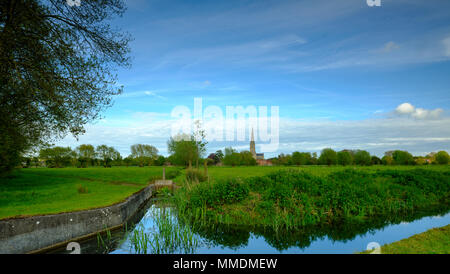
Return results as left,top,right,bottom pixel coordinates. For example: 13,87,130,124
250,127,256,159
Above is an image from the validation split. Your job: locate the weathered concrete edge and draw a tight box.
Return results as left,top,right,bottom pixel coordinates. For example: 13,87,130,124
0,184,158,254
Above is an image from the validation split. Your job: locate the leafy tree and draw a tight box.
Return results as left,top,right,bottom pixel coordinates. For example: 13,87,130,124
123,156,133,167
392,150,415,165
223,147,240,166
131,144,158,167
215,150,224,162
354,150,372,166
239,151,257,166
193,120,208,168
39,146,73,168
167,134,199,167
435,151,449,165
76,144,96,167
319,148,337,166
155,155,166,166
371,156,382,165
337,150,353,166
292,152,312,165
382,155,393,165
207,153,221,165
96,145,119,167
0,0,131,175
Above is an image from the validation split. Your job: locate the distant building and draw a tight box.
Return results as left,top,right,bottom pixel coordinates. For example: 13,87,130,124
250,128,270,165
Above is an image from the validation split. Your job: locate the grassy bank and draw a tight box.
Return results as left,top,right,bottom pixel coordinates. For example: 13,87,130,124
0,166,181,219
362,224,450,254
174,167,450,230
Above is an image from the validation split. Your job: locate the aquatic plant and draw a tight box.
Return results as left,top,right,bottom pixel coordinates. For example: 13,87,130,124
129,208,200,254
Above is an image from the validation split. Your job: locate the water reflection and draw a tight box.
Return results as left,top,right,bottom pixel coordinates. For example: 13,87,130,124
48,199,449,254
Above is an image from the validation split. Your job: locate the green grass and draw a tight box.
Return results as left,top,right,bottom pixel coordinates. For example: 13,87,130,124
175,165,449,185
0,166,181,219
174,166,450,229
361,224,450,254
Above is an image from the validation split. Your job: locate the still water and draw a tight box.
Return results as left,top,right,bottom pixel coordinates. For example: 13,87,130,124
52,199,450,254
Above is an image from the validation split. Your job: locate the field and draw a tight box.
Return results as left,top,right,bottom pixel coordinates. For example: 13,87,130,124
0,167,178,219
1,165,449,220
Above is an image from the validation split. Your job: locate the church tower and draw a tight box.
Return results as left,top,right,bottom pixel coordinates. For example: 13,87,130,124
250,128,256,159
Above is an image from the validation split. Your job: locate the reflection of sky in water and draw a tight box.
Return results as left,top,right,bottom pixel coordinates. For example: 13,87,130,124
110,206,450,254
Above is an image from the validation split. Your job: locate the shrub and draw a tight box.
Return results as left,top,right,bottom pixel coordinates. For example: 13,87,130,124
165,168,181,179
189,178,249,207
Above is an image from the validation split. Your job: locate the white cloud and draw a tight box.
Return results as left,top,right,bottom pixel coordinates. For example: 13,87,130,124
396,102,415,114
395,102,443,120
443,37,450,57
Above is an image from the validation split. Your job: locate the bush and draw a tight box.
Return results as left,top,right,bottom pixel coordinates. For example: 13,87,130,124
189,178,249,207
165,168,181,179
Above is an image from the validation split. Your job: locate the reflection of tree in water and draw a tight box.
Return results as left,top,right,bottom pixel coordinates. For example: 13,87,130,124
188,206,449,251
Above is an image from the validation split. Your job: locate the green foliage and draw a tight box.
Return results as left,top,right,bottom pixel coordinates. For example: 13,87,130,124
392,150,415,165
183,178,250,208
163,169,179,180
435,151,449,165
292,152,313,165
131,144,158,167
175,167,450,230
39,146,73,168
319,148,337,166
337,151,353,166
0,0,130,175
371,156,382,165
353,150,372,166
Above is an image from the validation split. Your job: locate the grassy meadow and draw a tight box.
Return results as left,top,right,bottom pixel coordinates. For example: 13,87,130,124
0,166,180,219
1,165,449,221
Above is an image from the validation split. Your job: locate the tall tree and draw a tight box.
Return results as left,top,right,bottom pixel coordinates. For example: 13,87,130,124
0,0,131,174
167,134,198,168
435,151,449,165
130,144,158,167
96,145,119,167
76,144,95,167
319,148,337,166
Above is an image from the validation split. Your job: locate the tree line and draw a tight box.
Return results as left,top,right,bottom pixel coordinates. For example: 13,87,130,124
269,149,449,166
22,144,164,168
20,141,450,169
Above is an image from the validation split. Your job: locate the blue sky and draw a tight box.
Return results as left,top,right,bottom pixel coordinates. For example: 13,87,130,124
57,0,450,157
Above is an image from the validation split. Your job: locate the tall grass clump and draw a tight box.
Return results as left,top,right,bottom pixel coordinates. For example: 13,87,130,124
129,208,200,254
77,184,88,194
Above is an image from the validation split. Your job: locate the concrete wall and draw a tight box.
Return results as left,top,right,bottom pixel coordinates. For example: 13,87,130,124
0,184,156,254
